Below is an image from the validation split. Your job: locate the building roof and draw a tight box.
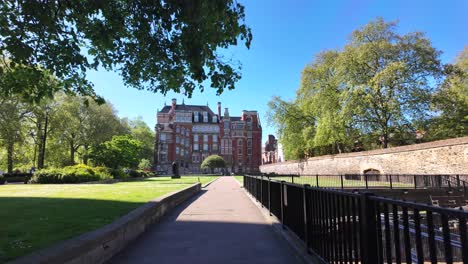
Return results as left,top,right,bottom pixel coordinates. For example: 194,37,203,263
159,104,215,114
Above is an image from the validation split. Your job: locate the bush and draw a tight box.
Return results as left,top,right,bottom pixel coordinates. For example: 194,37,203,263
138,159,152,170
0,175,5,185
29,164,112,184
110,168,127,179
3,173,33,183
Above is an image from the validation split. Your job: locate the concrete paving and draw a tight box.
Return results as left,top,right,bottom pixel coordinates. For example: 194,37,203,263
109,176,303,264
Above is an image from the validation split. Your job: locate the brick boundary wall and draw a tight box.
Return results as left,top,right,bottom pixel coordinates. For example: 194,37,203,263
11,183,202,264
260,137,468,175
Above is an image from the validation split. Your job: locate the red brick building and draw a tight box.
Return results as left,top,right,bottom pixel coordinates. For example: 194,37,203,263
154,99,262,174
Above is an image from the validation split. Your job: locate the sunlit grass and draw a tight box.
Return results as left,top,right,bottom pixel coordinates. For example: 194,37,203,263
0,176,217,262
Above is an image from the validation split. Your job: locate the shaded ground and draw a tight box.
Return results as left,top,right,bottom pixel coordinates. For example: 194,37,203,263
0,176,217,262
110,176,302,264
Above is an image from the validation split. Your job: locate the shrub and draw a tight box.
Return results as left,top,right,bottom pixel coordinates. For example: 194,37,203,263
29,165,112,184
127,169,141,178
0,175,5,185
138,159,152,170
110,168,127,179
3,173,33,183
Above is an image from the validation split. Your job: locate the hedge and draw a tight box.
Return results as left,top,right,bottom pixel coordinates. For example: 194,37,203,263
2,173,33,183
29,164,112,184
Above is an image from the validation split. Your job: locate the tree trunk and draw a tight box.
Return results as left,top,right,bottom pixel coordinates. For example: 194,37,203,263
37,140,44,169
7,141,14,173
83,145,89,165
70,140,76,165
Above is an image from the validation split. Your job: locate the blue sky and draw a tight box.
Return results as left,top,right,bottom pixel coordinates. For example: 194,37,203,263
88,0,468,143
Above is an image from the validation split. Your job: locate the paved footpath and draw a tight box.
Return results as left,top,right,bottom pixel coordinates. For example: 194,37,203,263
109,176,303,264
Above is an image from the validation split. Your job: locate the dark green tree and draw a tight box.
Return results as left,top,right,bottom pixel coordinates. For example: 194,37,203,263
0,1,252,101
201,155,226,173
90,135,143,169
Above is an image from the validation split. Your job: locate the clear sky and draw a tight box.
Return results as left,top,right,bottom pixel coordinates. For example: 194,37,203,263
87,0,468,143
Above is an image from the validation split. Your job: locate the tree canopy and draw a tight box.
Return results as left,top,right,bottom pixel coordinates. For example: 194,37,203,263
90,135,143,169
0,1,252,102
268,18,466,160
201,155,226,173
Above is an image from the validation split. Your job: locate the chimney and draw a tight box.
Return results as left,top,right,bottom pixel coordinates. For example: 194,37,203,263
171,98,177,112
224,107,229,118
217,102,221,118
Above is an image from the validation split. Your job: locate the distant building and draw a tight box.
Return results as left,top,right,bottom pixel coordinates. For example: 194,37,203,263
262,135,278,164
154,99,262,174
261,135,285,164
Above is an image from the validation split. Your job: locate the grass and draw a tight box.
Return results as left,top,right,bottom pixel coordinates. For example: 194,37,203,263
0,176,217,262
233,176,244,185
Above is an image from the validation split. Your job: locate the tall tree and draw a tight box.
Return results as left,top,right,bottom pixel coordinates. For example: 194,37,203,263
338,18,443,148
0,97,30,172
128,117,155,163
267,97,315,159
0,1,252,101
430,46,468,138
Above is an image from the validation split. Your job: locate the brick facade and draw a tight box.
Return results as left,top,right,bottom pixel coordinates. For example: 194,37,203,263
154,99,262,174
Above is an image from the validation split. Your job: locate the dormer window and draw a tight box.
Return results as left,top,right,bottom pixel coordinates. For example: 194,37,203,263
194,112,199,122
203,112,208,122
213,115,217,123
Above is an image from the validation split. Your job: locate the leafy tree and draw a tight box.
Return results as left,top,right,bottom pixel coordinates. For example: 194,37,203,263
90,135,143,169
201,155,226,173
430,46,468,138
52,94,126,165
268,18,449,159
138,159,152,171
338,18,443,148
298,50,351,154
0,1,252,101
267,96,315,159
0,97,30,172
129,117,155,163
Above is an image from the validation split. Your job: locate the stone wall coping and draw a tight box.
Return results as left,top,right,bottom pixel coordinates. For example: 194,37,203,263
262,136,468,167
10,183,202,264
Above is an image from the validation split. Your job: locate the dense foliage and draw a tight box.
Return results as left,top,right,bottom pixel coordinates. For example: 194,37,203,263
268,18,467,160
201,155,226,173
89,135,143,169
0,92,154,173
0,1,252,101
29,164,112,184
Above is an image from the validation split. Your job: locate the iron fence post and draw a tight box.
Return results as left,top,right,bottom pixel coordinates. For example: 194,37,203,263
359,193,379,264
365,174,368,189
268,177,272,216
389,175,393,189
303,184,311,253
280,181,285,229
456,174,460,187
414,174,417,189
292,175,294,184
316,174,319,187
340,174,344,189
260,175,263,207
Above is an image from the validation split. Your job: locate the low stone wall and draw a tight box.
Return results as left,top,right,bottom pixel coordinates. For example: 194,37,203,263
11,183,201,264
261,137,468,175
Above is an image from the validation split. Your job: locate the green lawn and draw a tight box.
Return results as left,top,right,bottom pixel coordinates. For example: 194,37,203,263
0,176,217,262
234,176,244,185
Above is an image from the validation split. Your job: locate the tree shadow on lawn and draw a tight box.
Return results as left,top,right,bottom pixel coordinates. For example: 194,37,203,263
0,196,154,262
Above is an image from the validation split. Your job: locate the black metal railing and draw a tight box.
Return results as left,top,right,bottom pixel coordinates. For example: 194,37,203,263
256,174,468,192
244,175,468,264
